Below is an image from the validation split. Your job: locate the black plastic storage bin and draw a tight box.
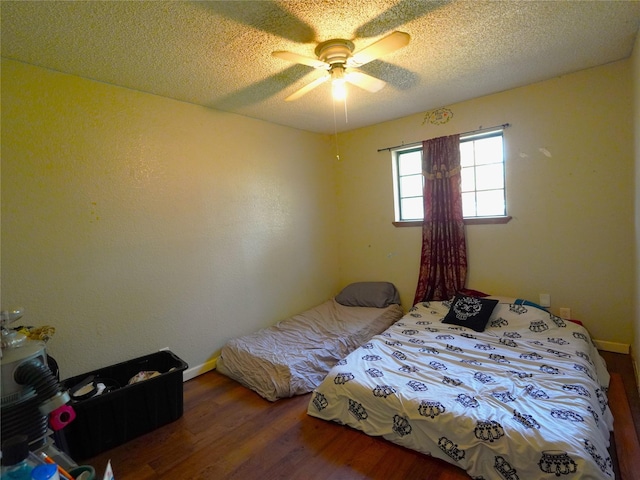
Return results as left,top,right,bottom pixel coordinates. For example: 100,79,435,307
59,350,188,460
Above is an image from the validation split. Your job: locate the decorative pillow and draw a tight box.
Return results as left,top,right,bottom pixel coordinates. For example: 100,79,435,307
442,294,499,332
335,282,401,308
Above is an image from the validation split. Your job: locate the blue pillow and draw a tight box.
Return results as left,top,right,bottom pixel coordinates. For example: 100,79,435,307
515,298,548,311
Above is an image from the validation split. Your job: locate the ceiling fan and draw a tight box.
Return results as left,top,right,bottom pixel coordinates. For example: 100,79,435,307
272,31,410,101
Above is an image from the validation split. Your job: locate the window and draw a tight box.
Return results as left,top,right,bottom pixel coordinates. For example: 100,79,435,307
392,130,508,224
460,131,505,217
392,147,424,221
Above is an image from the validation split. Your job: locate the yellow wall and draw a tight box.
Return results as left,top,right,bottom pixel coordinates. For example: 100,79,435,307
336,60,635,345
1,59,339,378
2,56,637,379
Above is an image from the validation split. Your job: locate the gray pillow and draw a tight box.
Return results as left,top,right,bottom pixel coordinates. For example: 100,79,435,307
335,282,401,308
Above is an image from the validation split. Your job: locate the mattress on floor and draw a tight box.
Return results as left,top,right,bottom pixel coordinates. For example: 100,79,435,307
308,298,614,479
217,298,404,401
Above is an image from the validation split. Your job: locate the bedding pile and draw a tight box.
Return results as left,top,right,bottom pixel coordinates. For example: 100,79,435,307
308,298,614,479
216,282,404,402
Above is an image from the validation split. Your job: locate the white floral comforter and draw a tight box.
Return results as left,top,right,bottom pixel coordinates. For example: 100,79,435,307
308,300,614,479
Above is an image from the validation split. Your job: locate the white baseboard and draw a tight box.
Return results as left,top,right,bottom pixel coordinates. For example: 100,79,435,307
593,339,630,354
182,357,217,382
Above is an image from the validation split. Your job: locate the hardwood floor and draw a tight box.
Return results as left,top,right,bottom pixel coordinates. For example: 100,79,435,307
83,351,640,480
600,351,640,441
600,351,640,480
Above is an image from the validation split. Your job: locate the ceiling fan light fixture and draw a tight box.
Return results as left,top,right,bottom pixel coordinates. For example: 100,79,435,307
331,65,347,101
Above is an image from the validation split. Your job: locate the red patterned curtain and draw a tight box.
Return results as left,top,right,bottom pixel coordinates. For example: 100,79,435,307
413,134,467,304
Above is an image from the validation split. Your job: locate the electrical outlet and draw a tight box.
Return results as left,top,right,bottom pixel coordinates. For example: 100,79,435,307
539,294,551,308
559,307,571,319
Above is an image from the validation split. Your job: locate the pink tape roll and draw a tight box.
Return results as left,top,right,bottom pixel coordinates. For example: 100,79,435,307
49,404,76,430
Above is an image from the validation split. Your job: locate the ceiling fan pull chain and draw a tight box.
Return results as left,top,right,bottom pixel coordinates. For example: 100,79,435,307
343,97,348,124
332,100,340,161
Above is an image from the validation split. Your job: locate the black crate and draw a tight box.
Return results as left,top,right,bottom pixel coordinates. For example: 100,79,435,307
59,350,188,460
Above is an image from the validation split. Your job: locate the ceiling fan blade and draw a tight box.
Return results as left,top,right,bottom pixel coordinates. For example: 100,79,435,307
358,61,419,90
347,31,410,68
345,71,386,93
285,74,329,101
272,51,328,69
213,65,311,110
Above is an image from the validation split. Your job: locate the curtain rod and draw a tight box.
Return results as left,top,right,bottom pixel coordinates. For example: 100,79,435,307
376,123,511,152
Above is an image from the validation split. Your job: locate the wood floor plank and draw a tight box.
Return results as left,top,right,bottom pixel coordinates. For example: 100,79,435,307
608,373,640,480
83,352,640,479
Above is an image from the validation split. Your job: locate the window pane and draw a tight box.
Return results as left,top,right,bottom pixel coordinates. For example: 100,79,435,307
398,151,421,175
461,166,475,192
462,192,476,217
460,142,474,167
474,136,503,165
400,174,423,197
476,190,505,216
393,131,506,222
401,197,423,220
475,163,504,190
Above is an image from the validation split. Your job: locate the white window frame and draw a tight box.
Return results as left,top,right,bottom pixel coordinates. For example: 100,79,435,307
391,146,424,222
392,130,511,226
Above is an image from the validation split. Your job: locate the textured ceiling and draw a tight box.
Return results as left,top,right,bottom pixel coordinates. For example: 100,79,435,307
2,1,640,134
